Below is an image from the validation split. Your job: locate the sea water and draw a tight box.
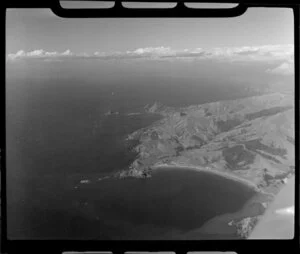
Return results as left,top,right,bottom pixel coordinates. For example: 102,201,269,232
6,60,258,239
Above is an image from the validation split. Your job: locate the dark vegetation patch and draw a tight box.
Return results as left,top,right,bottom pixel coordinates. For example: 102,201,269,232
263,173,274,185
245,106,293,121
168,136,185,156
241,123,252,128
217,118,243,132
204,108,212,116
150,131,159,140
255,150,281,164
244,139,287,158
175,145,185,156
191,135,205,146
262,169,290,185
222,145,255,170
186,145,202,151
273,171,291,180
169,136,181,146
286,136,295,145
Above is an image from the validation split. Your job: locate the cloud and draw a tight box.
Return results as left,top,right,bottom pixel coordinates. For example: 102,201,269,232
7,49,73,61
7,49,25,60
7,44,293,65
132,46,173,56
109,46,176,60
27,49,45,57
7,49,58,60
266,60,294,75
45,51,58,57
61,49,72,56
207,44,293,62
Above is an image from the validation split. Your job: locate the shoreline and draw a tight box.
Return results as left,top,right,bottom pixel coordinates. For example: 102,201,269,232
148,164,291,238
150,163,261,192
147,163,271,239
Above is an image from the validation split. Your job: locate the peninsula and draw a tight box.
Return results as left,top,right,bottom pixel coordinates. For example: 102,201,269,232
118,92,295,238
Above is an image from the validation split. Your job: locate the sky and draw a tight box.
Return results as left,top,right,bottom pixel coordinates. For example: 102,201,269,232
6,6,294,76
6,7,293,53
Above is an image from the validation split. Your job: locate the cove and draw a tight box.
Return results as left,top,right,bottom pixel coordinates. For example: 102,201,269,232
73,167,257,239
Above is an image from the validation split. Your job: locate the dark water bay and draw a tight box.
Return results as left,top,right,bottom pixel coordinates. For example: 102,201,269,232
8,168,256,240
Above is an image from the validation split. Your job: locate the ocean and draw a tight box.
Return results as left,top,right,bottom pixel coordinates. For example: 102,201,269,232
6,60,261,239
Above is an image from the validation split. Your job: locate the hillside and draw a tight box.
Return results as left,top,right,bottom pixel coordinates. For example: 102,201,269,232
119,92,295,238
123,93,294,184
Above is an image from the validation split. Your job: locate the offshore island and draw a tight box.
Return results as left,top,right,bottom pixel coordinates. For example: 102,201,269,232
115,92,295,238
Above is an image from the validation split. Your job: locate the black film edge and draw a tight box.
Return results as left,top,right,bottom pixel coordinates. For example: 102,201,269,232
50,0,248,18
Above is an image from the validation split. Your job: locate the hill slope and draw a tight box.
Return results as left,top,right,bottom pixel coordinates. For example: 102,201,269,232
119,92,295,238
124,93,294,187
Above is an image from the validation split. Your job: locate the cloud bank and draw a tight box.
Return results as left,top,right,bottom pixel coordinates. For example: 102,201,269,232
266,59,294,75
7,44,294,75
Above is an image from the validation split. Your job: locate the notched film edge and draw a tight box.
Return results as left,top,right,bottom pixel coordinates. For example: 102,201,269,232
2,1,299,254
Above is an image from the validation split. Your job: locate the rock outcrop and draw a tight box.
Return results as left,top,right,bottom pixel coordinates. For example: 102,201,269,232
234,216,260,238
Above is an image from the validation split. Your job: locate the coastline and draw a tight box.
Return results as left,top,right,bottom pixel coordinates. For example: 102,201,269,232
119,94,294,238
192,188,273,237
118,162,291,238
148,163,274,238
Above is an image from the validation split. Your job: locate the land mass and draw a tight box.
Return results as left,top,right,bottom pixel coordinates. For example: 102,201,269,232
118,92,295,238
